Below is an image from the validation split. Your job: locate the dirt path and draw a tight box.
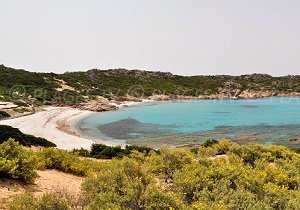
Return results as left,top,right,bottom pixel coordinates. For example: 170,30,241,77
0,169,84,209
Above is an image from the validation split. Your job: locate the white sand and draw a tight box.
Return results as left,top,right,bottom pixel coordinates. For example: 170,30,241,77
0,107,96,150
111,99,154,108
0,100,154,150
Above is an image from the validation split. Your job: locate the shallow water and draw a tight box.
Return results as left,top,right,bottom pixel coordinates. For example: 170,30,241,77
77,97,300,148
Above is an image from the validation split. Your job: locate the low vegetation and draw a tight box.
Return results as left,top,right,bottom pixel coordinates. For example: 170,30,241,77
1,139,299,209
36,148,92,176
9,192,73,210
0,139,92,184
0,125,56,147
12,107,31,113
73,144,154,159
0,139,37,183
0,110,10,119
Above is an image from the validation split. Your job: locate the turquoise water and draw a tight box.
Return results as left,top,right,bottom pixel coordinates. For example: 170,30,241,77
78,97,300,148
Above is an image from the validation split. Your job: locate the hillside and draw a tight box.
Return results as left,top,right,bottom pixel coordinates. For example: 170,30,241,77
1,65,300,106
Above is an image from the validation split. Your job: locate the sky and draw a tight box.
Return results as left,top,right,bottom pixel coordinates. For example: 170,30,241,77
0,0,300,76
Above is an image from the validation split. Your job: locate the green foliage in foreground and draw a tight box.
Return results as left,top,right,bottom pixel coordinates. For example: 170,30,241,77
9,192,70,210
5,139,300,209
0,125,56,147
0,139,92,184
82,140,300,210
36,148,92,176
0,139,37,183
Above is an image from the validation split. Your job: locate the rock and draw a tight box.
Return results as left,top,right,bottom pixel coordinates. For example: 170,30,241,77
289,138,300,143
148,95,171,101
0,102,18,109
114,96,142,102
238,90,272,99
73,100,118,112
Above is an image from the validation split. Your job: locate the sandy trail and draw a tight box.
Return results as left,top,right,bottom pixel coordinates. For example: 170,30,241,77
0,169,84,208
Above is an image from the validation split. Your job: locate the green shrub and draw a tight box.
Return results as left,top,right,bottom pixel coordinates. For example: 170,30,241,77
12,107,31,113
90,143,154,159
202,139,219,147
72,147,91,157
12,100,29,107
83,157,183,209
9,192,37,210
9,192,70,210
144,147,194,180
6,140,300,209
0,139,37,183
0,110,10,119
0,125,56,147
84,141,300,209
37,148,91,176
36,194,70,210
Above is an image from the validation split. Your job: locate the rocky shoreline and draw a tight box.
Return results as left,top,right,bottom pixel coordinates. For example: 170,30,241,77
69,91,300,112
2,90,300,115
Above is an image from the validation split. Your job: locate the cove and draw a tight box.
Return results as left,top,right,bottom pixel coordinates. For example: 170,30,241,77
77,97,300,149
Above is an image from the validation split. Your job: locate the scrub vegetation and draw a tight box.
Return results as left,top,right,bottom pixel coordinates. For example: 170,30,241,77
1,65,300,105
1,138,299,210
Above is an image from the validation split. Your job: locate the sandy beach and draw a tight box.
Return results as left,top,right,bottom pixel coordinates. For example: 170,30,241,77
0,100,153,150
0,107,97,150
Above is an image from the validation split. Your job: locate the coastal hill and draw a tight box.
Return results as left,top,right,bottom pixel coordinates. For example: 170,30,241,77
1,64,300,106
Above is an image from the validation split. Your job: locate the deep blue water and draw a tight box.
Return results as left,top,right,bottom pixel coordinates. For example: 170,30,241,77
77,97,300,148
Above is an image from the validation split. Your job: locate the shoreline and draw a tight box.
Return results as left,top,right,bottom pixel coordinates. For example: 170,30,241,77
71,99,155,147
0,100,153,150
1,97,300,150
0,107,95,150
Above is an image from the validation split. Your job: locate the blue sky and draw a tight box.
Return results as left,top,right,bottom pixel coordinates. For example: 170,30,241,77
1,0,300,75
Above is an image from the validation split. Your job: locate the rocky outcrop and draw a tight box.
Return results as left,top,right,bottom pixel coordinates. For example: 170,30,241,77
73,101,118,112
148,95,172,101
114,96,142,103
0,102,18,109
237,90,272,99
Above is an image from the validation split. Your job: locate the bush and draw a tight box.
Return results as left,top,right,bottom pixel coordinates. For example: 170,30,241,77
9,192,70,210
9,192,37,210
202,139,219,147
0,139,37,183
84,141,300,209
37,148,91,176
90,143,154,159
12,100,29,107
0,110,10,119
72,147,91,157
0,125,56,147
6,140,300,209
12,107,31,113
83,157,183,209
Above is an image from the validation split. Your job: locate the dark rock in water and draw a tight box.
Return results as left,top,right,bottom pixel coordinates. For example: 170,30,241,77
98,118,142,139
212,111,230,114
98,117,177,140
240,105,259,108
289,138,300,143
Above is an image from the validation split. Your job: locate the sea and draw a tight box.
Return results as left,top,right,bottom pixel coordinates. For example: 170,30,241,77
76,97,300,149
